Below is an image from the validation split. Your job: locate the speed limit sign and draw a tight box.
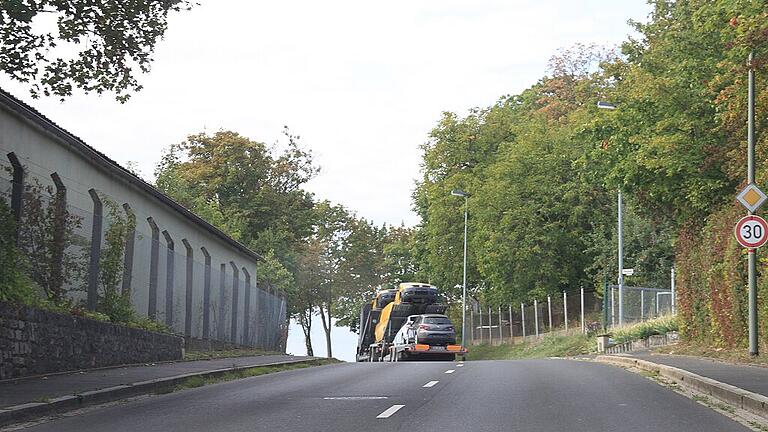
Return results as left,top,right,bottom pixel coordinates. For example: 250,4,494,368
735,215,768,249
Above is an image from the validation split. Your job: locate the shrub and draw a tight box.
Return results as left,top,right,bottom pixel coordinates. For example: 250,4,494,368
611,315,678,344
0,199,37,304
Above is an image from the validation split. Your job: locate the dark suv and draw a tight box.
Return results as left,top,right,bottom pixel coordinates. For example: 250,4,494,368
405,314,456,346
399,285,438,304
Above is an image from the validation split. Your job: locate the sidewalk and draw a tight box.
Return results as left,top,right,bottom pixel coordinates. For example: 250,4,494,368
597,349,768,421
627,351,768,397
0,354,310,410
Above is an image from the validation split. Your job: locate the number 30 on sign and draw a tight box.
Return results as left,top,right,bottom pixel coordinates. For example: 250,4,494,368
735,215,768,249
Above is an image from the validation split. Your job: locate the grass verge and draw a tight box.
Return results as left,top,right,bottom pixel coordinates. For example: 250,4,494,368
466,333,596,360
183,348,283,361
157,358,341,394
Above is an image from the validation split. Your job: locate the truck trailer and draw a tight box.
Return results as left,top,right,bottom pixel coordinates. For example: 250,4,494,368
356,283,466,362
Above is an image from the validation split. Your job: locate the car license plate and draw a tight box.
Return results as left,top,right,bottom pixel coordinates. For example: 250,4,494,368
430,346,446,351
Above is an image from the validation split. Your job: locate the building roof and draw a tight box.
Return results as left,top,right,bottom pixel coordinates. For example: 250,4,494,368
0,87,263,263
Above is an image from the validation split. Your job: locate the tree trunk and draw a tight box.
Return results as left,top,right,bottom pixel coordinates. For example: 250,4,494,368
318,303,332,358
298,305,314,357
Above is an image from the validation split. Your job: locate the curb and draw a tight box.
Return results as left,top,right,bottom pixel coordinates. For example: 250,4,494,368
596,355,768,420
0,358,325,428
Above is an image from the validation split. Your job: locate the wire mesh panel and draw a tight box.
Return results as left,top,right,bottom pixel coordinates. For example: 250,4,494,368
264,288,276,350
608,285,673,326
258,287,269,349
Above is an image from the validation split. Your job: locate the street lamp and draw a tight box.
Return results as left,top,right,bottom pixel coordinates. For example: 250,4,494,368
451,189,469,348
597,101,624,326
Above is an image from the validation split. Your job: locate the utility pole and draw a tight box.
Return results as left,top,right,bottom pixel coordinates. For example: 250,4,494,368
618,191,624,326
748,50,758,356
451,190,469,349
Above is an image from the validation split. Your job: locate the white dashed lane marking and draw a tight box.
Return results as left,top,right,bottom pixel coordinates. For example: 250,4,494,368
377,405,405,419
445,369,455,374
423,381,439,388
456,364,464,367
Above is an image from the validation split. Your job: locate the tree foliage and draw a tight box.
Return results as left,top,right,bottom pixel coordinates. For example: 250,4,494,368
410,0,768,351
0,0,192,101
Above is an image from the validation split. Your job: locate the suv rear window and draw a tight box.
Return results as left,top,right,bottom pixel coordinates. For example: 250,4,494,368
423,317,452,325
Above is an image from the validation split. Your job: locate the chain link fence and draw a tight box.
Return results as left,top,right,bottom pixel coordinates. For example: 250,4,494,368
467,285,674,346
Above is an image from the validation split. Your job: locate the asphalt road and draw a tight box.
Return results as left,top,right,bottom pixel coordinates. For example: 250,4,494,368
10,359,751,432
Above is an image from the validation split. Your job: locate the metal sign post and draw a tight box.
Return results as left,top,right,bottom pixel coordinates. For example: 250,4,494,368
748,51,758,356
618,191,624,326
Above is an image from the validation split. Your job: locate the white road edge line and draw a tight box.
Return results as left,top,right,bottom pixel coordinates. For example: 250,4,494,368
423,380,439,388
445,369,455,374
377,404,405,419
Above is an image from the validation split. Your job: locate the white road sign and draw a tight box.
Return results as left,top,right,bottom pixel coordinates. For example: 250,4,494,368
735,215,768,249
737,184,767,212
622,268,634,276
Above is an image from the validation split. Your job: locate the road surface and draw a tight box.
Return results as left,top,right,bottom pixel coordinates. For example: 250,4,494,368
10,359,751,432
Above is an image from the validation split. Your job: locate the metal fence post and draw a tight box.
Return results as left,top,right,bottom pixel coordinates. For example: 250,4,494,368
87,189,103,311
603,281,609,331
498,306,503,342
488,306,493,345
162,230,175,329
508,305,514,343
610,286,616,327
479,307,484,344
521,303,526,338
547,295,552,332
147,217,160,320
564,291,568,332
580,287,585,334
640,290,645,322
534,300,539,338
470,308,474,344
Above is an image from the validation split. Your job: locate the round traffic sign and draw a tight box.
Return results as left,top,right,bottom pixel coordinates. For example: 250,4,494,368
735,215,768,248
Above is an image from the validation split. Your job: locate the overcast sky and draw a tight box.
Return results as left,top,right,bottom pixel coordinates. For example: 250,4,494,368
1,0,651,360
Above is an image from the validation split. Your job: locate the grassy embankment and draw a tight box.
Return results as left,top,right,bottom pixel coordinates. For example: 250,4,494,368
184,348,284,361
466,334,595,360
467,315,678,361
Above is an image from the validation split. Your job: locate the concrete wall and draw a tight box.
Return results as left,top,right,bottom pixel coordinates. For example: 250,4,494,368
0,89,286,350
0,302,184,380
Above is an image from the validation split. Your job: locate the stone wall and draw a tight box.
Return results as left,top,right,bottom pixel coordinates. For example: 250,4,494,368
0,302,184,380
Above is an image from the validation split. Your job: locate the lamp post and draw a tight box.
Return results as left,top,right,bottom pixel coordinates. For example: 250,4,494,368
598,101,624,326
451,189,469,348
